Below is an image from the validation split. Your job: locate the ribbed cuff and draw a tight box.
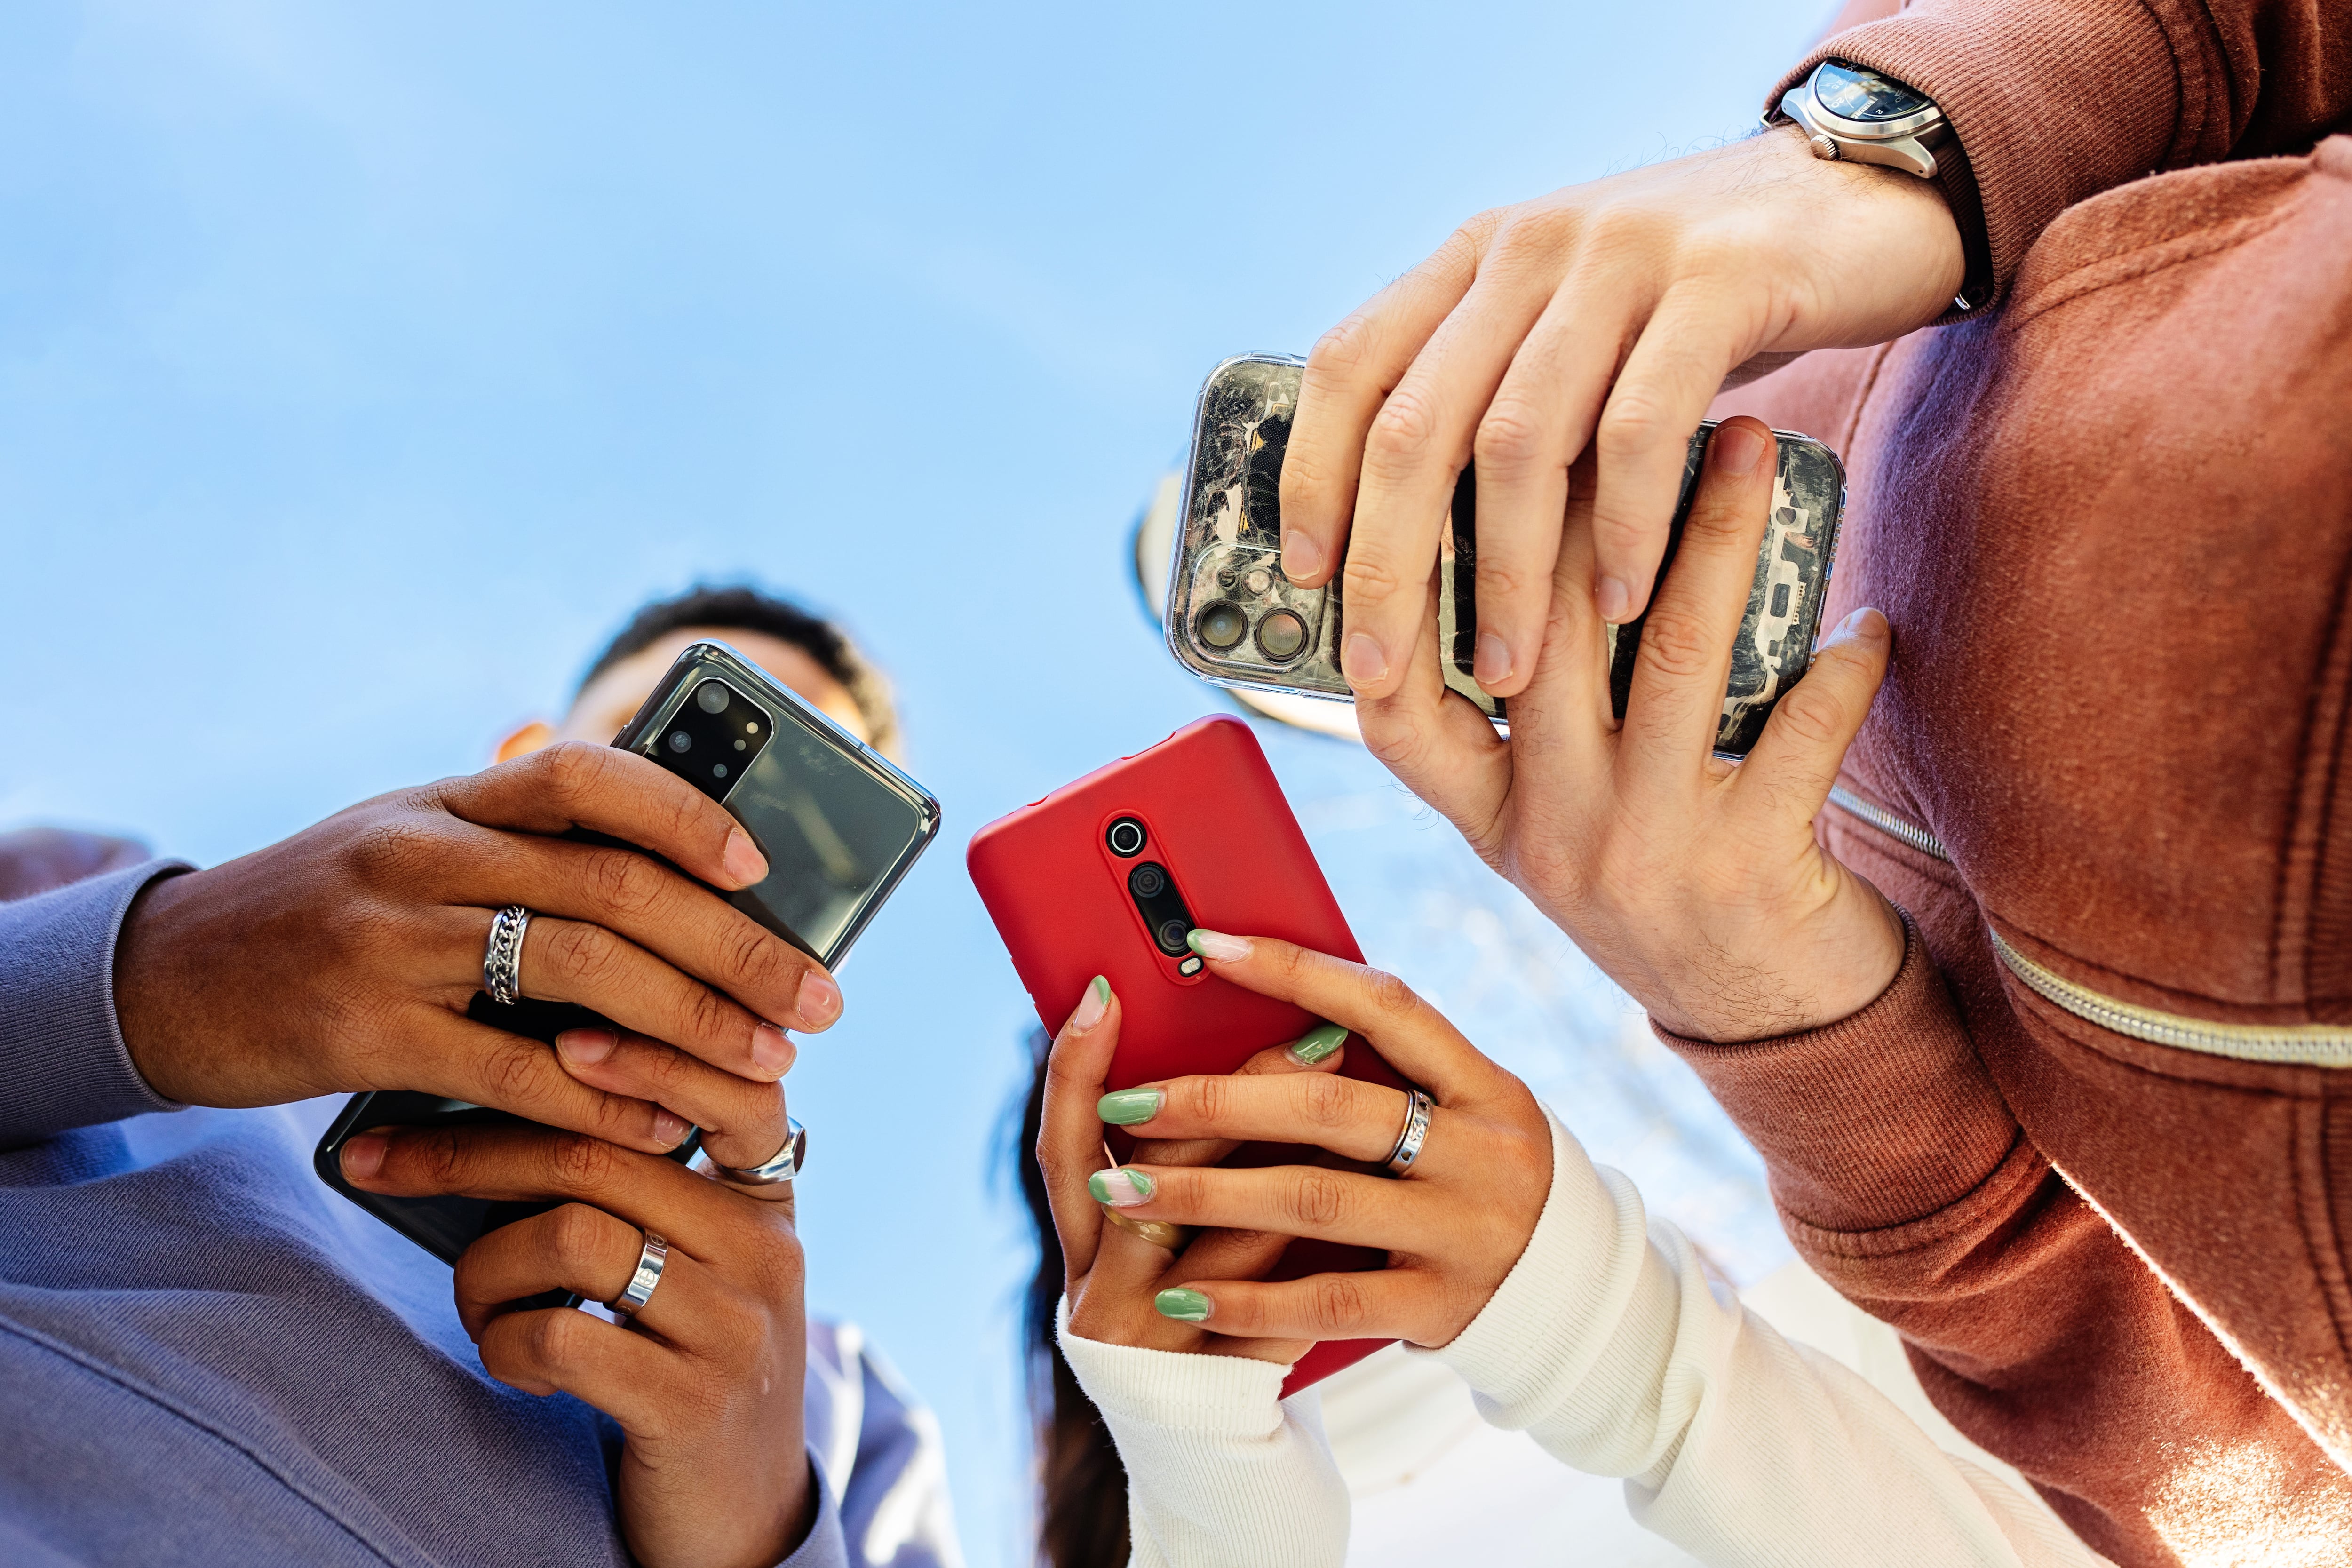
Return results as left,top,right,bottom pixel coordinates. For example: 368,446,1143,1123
1427,1110,1644,1429
1772,0,2192,312
1654,916,2019,1234
1057,1303,1293,1436
0,860,190,1149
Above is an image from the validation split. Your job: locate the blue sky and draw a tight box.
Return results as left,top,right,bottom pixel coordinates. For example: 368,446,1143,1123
2,3,1831,1561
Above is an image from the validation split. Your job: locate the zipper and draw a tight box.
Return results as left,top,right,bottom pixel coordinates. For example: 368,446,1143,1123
1827,785,2352,1067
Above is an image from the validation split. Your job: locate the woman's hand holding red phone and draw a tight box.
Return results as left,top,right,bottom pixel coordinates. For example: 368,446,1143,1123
1044,934,1552,1355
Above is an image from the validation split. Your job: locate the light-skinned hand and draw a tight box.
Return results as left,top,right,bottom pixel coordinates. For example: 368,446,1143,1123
1357,415,1904,1043
1281,126,1960,699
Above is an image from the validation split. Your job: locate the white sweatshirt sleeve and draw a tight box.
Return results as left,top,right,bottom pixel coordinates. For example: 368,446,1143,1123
1054,1109,2111,1568
1430,1109,2112,1568
1056,1298,1348,1568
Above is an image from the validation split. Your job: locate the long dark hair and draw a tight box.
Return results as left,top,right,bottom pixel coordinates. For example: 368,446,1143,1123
1010,1030,1130,1568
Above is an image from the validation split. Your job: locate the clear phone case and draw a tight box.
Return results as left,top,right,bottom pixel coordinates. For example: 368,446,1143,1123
1166,353,1846,756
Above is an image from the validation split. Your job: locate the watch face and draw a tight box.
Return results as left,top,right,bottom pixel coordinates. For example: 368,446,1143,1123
1814,61,1931,123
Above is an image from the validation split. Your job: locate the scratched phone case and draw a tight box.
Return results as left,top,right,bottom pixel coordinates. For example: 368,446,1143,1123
967,713,1409,1396
1168,353,1845,753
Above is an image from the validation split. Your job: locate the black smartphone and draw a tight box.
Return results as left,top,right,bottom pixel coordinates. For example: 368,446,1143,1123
1165,352,1847,754
313,640,943,1271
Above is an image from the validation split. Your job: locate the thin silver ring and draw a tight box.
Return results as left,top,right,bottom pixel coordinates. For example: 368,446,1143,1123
1383,1089,1435,1178
483,905,532,1006
718,1117,806,1186
609,1231,668,1320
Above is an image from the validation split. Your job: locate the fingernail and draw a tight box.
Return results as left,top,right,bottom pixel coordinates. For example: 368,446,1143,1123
1473,631,1512,688
340,1133,387,1180
556,1028,616,1067
1089,1167,1155,1207
1286,1023,1348,1066
1186,929,1251,962
1708,422,1769,476
1594,575,1631,623
1283,533,1324,583
1069,975,1111,1035
1097,1088,1165,1126
722,828,770,889
1829,606,1888,645
752,1022,795,1075
1341,632,1388,689
1154,1287,1213,1323
652,1110,691,1149
795,970,842,1030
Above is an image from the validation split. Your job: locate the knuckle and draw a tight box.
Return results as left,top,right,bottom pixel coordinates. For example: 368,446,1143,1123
1340,549,1409,607
1635,608,1713,681
1187,1073,1230,1127
1297,1073,1355,1130
747,1223,806,1300
1362,386,1443,471
485,1034,560,1107
545,1202,614,1267
680,981,737,1047
1311,1273,1371,1334
1474,557,1538,609
1770,683,1848,749
1594,392,1670,463
585,849,666,923
537,742,612,811
548,1131,621,1193
721,921,795,999
1471,402,1551,479
1289,1170,1350,1230
544,920,624,989
1361,966,1422,1022
1309,312,1377,381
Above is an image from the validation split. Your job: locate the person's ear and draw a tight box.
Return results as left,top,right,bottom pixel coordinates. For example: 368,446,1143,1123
494,720,558,764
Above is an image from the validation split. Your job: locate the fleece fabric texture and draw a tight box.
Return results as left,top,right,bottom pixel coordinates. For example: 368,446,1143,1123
1694,137,2352,1566
1060,1111,2107,1568
0,856,959,1568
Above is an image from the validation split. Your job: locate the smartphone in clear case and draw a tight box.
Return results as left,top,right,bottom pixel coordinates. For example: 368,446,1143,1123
314,639,941,1268
1167,353,1847,755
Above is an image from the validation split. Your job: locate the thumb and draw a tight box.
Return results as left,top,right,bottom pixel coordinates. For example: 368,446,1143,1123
1734,606,1891,833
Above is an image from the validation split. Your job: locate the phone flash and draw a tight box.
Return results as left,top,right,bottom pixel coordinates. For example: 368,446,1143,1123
1177,956,1203,976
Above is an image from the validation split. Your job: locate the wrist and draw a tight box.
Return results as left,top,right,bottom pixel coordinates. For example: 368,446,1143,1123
111,867,210,1105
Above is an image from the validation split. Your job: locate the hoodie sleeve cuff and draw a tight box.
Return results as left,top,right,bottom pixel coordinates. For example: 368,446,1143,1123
1653,915,2019,1234
0,860,189,1148
1770,0,2189,313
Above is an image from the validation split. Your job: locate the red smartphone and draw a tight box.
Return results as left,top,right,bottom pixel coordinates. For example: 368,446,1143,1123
968,713,1409,1394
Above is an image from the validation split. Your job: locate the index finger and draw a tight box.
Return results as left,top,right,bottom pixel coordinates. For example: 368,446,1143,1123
1178,931,1508,1108
1122,1026,1351,1170
436,743,771,895
1280,230,1482,589
338,1120,748,1258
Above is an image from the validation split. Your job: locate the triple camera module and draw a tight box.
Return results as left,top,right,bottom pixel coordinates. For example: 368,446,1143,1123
646,678,772,803
1104,815,1202,973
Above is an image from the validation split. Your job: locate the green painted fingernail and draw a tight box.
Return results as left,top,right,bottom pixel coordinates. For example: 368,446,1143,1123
1155,1288,1212,1323
1090,975,1111,1005
1089,1167,1155,1206
1097,1088,1165,1125
1286,1023,1348,1066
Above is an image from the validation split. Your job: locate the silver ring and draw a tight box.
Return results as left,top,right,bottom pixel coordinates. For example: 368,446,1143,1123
483,905,532,1006
1383,1089,1435,1178
718,1117,806,1186
608,1230,668,1320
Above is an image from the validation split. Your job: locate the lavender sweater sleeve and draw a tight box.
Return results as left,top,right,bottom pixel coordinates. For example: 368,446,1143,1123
0,860,187,1147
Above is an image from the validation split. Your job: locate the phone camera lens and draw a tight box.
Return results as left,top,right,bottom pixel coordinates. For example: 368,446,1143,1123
695,682,732,714
1156,918,1191,953
667,730,692,754
713,763,728,779
1255,609,1308,661
1128,862,1166,899
1105,817,1147,858
1196,602,1248,651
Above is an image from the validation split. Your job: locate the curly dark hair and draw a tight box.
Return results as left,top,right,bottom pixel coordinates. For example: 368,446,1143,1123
579,583,901,759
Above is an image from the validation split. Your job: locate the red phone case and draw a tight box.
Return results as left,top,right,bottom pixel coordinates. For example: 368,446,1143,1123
967,713,1406,1396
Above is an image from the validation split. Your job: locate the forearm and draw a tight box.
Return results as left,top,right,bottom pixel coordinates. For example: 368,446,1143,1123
1055,1304,1348,1568
1434,1114,2109,1568
0,860,187,1147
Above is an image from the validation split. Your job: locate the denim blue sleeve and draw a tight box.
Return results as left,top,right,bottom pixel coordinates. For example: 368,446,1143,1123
0,860,189,1148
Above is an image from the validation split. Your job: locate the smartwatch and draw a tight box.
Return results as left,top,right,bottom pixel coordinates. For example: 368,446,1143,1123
1767,59,1988,310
